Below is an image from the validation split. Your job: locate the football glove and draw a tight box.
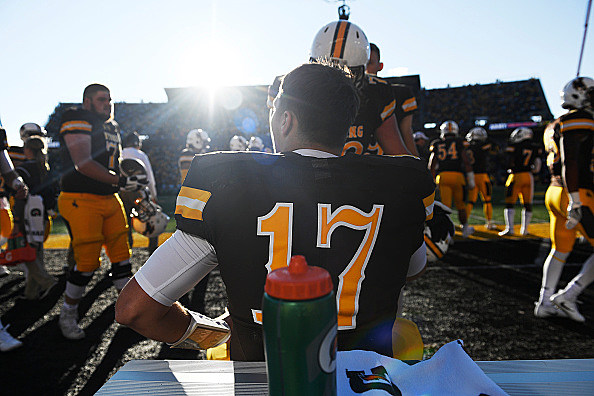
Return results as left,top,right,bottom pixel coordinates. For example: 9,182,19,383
566,199,582,230
118,174,149,192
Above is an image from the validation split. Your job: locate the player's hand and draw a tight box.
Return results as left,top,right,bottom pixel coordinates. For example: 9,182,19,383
119,174,149,192
11,177,28,200
566,201,582,229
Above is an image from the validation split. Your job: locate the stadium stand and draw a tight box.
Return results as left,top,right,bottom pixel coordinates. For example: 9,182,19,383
43,78,553,191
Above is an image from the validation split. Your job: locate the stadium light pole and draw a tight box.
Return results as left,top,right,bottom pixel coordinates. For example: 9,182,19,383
577,0,592,76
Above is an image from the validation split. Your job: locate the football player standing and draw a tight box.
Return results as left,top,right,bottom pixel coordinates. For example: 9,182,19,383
267,19,410,157
57,84,147,340
428,121,476,238
365,43,419,156
465,127,498,230
116,62,435,360
535,77,594,322
498,127,542,236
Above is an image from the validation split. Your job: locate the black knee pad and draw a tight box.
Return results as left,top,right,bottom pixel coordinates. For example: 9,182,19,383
110,260,132,281
68,269,94,287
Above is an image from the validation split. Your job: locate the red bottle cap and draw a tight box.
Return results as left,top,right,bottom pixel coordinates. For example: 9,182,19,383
264,255,333,300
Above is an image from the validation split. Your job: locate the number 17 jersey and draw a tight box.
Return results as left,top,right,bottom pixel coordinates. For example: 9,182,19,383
175,151,435,346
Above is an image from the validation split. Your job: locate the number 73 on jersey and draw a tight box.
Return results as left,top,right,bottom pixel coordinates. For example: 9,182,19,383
256,202,384,329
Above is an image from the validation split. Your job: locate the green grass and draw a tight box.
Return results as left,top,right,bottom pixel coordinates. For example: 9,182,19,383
49,185,552,234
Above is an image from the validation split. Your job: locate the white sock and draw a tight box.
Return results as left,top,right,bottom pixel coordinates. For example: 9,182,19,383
564,253,594,300
540,249,569,302
521,209,532,234
504,208,515,231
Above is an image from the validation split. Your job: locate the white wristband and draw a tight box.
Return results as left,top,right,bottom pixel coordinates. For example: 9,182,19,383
466,172,475,181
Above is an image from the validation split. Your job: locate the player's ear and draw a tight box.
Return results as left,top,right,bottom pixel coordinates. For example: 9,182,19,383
280,110,296,137
378,62,384,72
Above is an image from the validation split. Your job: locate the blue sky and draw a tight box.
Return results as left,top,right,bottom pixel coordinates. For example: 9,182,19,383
0,0,592,144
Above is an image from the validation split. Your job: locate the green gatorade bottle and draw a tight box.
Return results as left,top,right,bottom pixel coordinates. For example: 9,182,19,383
262,255,337,396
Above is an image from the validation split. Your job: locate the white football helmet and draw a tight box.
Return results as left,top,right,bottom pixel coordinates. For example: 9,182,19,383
247,136,264,151
186,129,210,152
561,76,594,112
424,201,455,263
509,127,533,144
130,190,170,239
310,20,370,68
19,123,47,142
466,127,488,142
229,135,248,151
439,121,459,139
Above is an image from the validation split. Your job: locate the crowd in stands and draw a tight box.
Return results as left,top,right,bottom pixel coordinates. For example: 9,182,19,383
417,78,553,134
43,78,553,194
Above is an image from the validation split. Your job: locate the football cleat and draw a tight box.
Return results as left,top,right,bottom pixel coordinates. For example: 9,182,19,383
439,120,459,139
462,224,475,239
485,221,498,230
59,307,85,340
509,127,533,144
551,292,585,322
561,76,594,112
465,127,488,142
534,300,568,319
498,228,514,237
310,20,370,69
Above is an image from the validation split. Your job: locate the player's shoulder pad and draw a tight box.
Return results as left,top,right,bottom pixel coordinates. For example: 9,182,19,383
60,107,93,134
559,109,594,134
392,84,417,112
367,74,390,85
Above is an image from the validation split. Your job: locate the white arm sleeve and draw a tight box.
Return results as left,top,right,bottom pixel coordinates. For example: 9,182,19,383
0,151,15,174
407,241,427,278
134,230,218,306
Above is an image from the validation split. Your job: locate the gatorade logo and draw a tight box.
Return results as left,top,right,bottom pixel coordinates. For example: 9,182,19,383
318,323,337,373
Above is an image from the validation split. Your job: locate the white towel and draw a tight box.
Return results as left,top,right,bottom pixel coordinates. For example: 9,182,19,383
24,194,45,244
337,340,508,396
